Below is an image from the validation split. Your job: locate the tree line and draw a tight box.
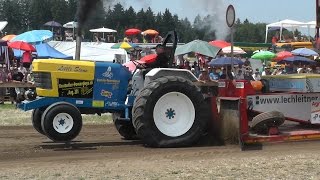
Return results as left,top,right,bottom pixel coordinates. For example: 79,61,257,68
0,0,278,43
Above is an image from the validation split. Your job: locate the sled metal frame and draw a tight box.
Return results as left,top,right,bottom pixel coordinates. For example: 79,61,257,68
237,97,320,144
217,80,320,150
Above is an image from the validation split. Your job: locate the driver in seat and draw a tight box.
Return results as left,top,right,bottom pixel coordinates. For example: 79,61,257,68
145,44,170,68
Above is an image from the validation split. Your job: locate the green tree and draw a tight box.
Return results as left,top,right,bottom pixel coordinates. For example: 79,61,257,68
50,0,68,24
29,0,53,29
67,0,77,21
1,0,24,33
136,8,146,30
177,17,194,42
160,9,174,34
144,7,155,29
18,0,31,31
82,0,106,39
124,6,137,28
193,15,206,40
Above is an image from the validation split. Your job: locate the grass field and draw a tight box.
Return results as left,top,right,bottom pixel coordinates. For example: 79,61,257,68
0,104,112,126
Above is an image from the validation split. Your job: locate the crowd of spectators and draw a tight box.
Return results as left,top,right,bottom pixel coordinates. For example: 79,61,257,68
0,62,34,105
176,54,320,84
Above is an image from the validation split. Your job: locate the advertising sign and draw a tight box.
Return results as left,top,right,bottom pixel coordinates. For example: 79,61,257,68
311,101,320,124
247,93,320,122
266,76,320,93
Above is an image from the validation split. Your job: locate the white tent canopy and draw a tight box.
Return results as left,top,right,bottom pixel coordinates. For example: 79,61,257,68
305,21,316,28
265,19,315,43
89,27,117,41
48,41,129,63
89,27,117,33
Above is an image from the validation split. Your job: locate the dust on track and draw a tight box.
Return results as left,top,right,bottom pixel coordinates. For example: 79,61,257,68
1,124,320,179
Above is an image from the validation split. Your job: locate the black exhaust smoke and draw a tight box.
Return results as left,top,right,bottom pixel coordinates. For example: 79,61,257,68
75,0,101,60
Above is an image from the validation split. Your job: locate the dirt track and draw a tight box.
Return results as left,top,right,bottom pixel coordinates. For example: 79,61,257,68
1,125,320,179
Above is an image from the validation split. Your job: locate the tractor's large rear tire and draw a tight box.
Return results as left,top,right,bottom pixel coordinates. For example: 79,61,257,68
41,103,82,142
132,76,208,148
112,113,137,140
32,108,45,135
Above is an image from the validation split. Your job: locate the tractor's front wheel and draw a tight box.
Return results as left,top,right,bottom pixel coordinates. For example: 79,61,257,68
132,76,208,147
31,108,45,135
41,103,82,142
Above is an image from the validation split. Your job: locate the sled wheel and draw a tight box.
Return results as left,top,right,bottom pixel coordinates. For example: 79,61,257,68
251,111,285,134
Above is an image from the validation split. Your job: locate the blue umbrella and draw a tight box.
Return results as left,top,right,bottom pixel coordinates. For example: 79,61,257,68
291,48,319,56
278,56,316,65
13,43,73,60
11,30,53,44
209,57,244,66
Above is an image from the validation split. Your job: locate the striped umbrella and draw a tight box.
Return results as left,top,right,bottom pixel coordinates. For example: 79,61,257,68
1,34,16,41
111,42,138,50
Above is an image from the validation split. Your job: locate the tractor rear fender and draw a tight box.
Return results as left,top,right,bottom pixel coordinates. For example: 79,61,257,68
144,68,198,86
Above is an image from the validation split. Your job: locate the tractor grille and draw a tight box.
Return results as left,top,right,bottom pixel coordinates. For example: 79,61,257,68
33,72,52,89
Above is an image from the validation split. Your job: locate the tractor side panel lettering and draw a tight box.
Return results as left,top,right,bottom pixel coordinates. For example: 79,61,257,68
58,66,88,73
58,79,94,98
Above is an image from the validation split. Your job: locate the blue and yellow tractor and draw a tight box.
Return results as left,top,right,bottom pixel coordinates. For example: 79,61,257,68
19,31,215,147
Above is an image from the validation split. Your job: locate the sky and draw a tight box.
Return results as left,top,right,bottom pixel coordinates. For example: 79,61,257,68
105,0,316,39
123,0,316,24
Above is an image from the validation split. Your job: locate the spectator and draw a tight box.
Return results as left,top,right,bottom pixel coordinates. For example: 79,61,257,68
93,33,100,42
183,61,191,70
191,68,196,75
133,37,139,43
219,68,227,79
155,35,163,43
243,57,251,67
297,67,307,74
209,67,220,80
262,67,272,76
11,67,24,81
272,67,284,75
198,69,211,82
235,69,244,80
26,71,34,85
123,36,129,42
9,67,24,103
272,33,279,52
252,71,261,81
220,68,234,80
18,63,27,81
142,35,147,43
0,67,7,104
22,51,32,68
244,70,255,81
192,61,200,77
